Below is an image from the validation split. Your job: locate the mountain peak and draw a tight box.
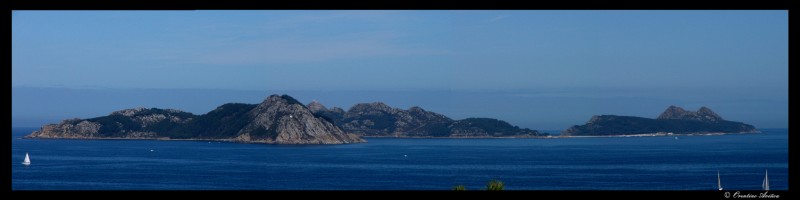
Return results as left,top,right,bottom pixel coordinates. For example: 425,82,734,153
263,94,304,106
247,94,364,144
408,106,425,113
657,105,723,122
658,105,687,118
697,106,723,121
348,102,393,113
307,100,328,112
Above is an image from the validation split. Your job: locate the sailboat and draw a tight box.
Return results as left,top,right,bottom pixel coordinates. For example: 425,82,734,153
762,169,769,191
22,152,31,166
718,171,723,191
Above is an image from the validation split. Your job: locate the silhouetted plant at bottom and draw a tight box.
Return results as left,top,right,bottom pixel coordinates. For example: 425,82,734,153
486,180,504,191
452,185,466,191
451,180,505,191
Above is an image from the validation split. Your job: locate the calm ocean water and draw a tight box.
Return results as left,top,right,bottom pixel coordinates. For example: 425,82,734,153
11,127,788,190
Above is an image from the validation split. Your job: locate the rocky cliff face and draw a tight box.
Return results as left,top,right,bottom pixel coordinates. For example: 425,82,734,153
237,95,363,144
28,119,102,139
26,94,364,145
310,101,545,137
562,106,757,136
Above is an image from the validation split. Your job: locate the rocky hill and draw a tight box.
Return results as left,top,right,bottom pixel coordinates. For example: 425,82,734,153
562,106,758,136
309,101,545,137
657,105,724,122
26,95,365,144
449,118,541,137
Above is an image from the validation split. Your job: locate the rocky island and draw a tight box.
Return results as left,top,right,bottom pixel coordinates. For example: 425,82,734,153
562,105,758,136
26,95,364,144
26,94,548,144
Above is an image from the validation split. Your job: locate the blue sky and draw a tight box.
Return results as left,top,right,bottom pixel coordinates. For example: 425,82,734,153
12,10,788,130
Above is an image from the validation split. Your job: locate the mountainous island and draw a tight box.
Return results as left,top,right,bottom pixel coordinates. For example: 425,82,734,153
26,95,364,144
561,105,759,136
26,94,547,144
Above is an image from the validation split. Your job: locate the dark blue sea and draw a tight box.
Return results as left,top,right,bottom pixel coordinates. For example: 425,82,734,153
11,127,788,190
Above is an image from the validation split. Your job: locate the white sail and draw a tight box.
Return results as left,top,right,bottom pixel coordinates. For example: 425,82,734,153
22,152,31,166
718,171,723,191
762,169,769,191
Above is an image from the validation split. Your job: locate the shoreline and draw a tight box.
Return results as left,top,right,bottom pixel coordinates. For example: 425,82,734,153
20,136,364,144
21,131,761,142
342,131,761,139
562,131,761,138
361,135,558,139
24,136,243,142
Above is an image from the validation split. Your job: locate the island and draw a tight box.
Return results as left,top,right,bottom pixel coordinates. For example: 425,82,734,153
26,94,548,144
26,95,364,144
308,101,547,138
561,105,759,136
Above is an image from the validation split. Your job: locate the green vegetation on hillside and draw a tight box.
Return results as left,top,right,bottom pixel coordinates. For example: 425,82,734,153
86,108,195,137
84,104,260,139
174,103,257,138
451,118,545,137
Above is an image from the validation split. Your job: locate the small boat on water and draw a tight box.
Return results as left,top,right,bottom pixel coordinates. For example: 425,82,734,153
718,170,723,191
22,152,31,166
762,169,769,191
